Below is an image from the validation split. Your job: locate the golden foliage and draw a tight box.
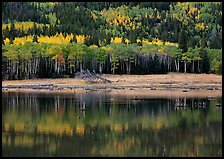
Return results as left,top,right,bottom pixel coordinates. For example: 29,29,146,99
100,6,131,27
164,41,178,47
111,37,123,44
188,7,197,16
195,23,208,30
136,39,141,43
89,44,98,49
142,38,178,47
76,35,85,44
13,36,33,45
2,22,49,33
124,38,130,44
38,33,74,44
4,38,10,44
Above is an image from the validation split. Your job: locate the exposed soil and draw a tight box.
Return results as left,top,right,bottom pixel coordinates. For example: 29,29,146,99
2,73,222,98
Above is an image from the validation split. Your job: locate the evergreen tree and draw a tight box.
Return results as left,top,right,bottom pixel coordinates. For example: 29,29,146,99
178,29,188,53
200,33,210,73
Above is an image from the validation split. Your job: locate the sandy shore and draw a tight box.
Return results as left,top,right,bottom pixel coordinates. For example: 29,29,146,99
2,73,222,98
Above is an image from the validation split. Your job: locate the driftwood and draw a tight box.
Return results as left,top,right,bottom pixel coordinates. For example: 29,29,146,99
75,70,111,83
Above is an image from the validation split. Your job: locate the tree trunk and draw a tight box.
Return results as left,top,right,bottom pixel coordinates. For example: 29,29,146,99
80,61,83,73
197,60,200,73
177,60,180,72
99,64,102,74
192,61,194,73
128,61,131,74
167,56,169,72
126,61,129,74
55,59,57,73
184,61,187,73
112,63,115,74
174,59,177,72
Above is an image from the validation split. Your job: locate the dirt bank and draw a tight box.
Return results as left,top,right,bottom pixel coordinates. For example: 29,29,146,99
2,73,222,97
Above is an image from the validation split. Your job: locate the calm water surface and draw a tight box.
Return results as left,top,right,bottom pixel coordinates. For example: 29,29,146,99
2,91,222,157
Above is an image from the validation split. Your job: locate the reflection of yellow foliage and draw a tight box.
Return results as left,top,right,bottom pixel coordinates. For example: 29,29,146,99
2,133,11,145
113,123,122,133
124,123,128,131
76,124,85,136
155,119,161,130
37,124,73,136
4,123,10,131
195,136,204,145
97,137,140,156
14,122,25,132
14,135,34,148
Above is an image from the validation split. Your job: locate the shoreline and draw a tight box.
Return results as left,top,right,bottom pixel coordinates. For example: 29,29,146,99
2,73,222,98
2,87,222,99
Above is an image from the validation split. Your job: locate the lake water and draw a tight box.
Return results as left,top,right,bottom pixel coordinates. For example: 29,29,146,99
2,91,222,157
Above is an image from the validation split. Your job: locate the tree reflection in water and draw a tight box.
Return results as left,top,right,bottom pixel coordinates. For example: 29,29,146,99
2,92,222,157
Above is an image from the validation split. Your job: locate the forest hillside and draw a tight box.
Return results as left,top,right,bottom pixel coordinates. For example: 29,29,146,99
2,2,222,80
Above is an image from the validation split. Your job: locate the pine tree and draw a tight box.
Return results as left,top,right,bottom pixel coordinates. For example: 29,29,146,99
200,33,210,73
178,29,188,53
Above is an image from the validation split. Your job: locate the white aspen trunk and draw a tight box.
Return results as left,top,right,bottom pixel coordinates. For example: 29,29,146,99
57,64,60,74
184,61,187,73
80,61,83,73
177,60,180,72
99,64,102,74
174,59,177,72
55,59,57,73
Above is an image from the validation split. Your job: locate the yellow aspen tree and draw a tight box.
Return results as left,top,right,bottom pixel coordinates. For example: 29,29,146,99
4,38,10,44
76,35,85,44
13,36,33,45
124,38,130,44
111,37,122,44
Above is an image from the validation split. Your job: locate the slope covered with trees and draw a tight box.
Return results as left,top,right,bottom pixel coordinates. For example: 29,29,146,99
2,2,222,80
